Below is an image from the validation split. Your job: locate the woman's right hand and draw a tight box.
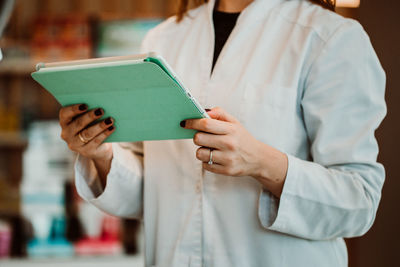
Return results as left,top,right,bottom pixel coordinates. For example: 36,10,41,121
59,103,115,162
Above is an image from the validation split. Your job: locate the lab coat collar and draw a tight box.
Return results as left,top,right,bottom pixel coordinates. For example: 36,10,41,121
204,0,287,79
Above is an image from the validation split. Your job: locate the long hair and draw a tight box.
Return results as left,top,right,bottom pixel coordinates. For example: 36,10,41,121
176,0,336,22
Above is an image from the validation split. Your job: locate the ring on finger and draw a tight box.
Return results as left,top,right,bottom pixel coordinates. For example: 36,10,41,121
78,131,90,144
208,148,214,165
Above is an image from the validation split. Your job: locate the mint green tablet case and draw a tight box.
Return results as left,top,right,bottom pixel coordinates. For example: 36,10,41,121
31,58,205,142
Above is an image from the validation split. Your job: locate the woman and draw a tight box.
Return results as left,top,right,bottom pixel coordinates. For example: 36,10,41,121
59,0,386,266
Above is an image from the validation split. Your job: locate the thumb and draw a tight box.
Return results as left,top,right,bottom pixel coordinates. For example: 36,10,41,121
207,107,238,123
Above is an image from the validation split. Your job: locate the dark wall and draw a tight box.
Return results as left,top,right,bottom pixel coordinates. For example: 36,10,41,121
351,1,400,266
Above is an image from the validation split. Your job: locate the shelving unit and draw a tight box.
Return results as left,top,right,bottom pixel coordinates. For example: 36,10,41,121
0,0,176,260
0,0,179,176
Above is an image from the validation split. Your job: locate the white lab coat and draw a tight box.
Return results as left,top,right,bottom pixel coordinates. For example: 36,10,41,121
75,0,386,266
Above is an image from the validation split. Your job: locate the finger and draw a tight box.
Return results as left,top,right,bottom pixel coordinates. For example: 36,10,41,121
70,107,104,134
196,147,224,164
193,132,235,150
202,162,230,175
207,107,238,123
83,125,115,151
77,117,114,144
183,118,232,135
59,104,88,127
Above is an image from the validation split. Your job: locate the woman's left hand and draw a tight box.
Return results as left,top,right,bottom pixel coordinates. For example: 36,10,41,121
182,107,260,177
181,107,288,197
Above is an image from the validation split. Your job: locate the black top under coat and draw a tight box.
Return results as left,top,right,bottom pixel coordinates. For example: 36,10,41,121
212,9,241,72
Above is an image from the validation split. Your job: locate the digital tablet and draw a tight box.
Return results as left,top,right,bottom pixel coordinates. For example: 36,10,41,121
31,52,209,142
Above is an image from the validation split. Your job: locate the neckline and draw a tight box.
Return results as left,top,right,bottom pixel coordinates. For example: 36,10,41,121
213,9,241,16
207,0,286,23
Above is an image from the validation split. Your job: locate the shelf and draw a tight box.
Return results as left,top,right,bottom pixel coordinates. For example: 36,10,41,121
0,132,27,148
0,58,36,75
0,255,144,267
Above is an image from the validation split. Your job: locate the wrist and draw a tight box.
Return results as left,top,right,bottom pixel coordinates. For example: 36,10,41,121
92,145,113,164
252,141,288,198
251,141,273,179
93,152,112,166
92,150,113,189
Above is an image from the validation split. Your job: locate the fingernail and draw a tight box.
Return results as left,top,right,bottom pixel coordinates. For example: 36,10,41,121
105,117,112,125
108,126,114,131
180,120,186,128
95,108,103,116
205,108,211,112
79,104,88,111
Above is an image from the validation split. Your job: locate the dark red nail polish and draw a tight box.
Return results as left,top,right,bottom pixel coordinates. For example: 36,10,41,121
108,126,114,131
205,108,211,112
180,120,186,128
105,118,112,125
79,104,88,111
95,108,103,116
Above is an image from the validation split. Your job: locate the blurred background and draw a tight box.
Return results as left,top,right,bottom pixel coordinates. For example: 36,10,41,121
0,0,398,266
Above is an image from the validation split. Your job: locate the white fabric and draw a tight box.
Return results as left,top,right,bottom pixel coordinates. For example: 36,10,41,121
75,0,386,266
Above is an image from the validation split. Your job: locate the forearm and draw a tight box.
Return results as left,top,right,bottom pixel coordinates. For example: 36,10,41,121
252,141,288,198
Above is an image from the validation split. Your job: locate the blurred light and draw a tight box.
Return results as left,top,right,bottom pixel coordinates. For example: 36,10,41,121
336,0,360,8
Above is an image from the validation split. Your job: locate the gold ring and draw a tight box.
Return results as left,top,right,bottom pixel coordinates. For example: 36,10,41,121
78,131,89,144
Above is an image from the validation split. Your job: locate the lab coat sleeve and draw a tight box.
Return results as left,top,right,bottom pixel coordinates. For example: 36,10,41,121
258,20,387,240
75,142,144,219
